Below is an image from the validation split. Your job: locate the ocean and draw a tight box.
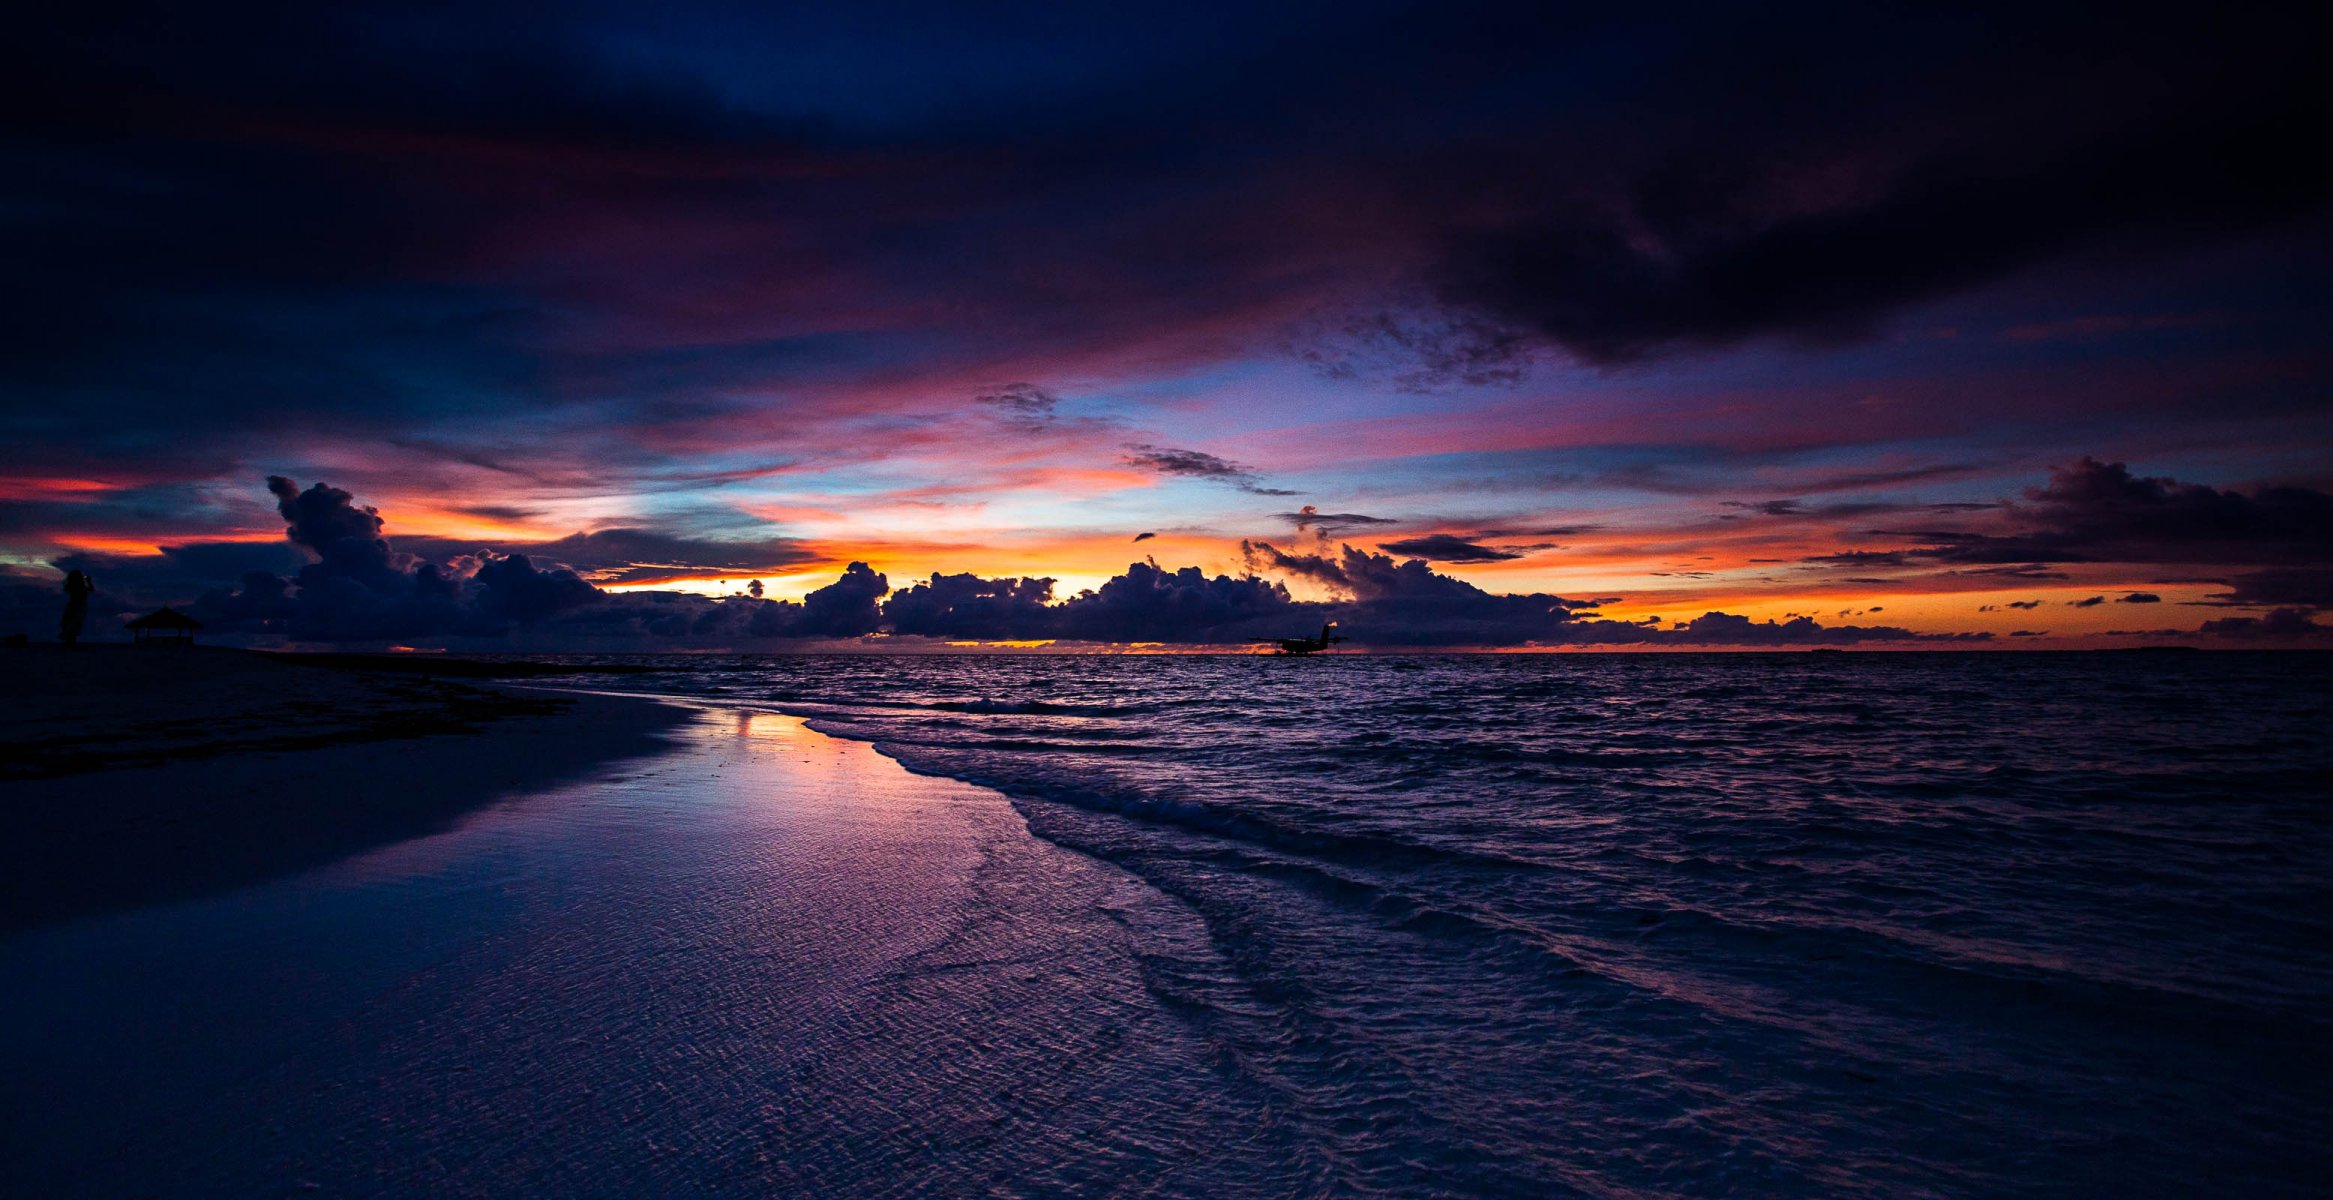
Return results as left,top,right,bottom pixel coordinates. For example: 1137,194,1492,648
4,651,2327,1197
619,650,2333,1196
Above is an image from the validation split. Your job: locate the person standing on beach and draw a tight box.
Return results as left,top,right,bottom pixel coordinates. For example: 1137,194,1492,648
59,570,93,647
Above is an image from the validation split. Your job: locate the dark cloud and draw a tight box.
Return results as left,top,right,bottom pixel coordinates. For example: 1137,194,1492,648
1055,561,1296,643
2,0,2327,508
1730,500,1810,517
1295,311,1530,392
0,568,142,643
401,527,819,585
1132,531,1156,543
11,476,2007,648
161,477,872,643
2193,608,2333,641
2210,567,2333,610
1122,445,1297,496
1810,460,2333,593
269,477,392,569
1439,9,2333,361
157,540,309,581
1878,458,2333,567
2006,600,2044,610
1280,506,1399,533
37,541,308,616
2068,595,2106,608
2118,592,2161,604
1950,565,2070,581
1375,534,1525,563
1805,549,1914,567
797,563,890,639
1237,540,1973,647
1656,611,1986,647
884,572,1055,641
974,383,1063,429
1728,498,1991,520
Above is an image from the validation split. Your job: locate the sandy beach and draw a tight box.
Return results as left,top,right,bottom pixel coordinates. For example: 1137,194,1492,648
0,658,1302,1196
0,646,691,932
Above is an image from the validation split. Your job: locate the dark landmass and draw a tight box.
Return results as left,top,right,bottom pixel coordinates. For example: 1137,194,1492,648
267,651,669,678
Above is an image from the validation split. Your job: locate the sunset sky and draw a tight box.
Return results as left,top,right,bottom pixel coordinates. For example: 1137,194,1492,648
4,1,2329,647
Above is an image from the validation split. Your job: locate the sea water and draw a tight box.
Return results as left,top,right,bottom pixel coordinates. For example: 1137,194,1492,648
623,651,2333,1196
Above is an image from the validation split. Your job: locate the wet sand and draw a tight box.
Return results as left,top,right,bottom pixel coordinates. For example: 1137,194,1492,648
0,646,690,931
0,704,1297,1197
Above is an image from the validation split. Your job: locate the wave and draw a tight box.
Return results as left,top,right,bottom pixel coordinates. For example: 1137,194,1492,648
817,725,1554,876
597,651,2333,1197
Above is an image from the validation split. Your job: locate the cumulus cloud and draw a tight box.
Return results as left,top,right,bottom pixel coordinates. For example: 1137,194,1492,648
171,478,883,643
1236,541,1969,647
1055,561,1297,643
886,573,1058,640
796,563,890,638
16,477,2007,649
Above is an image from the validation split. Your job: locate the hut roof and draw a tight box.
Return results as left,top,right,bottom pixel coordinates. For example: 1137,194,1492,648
126,606,204,631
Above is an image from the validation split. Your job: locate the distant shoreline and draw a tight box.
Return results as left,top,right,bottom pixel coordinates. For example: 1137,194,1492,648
48,643,2319,662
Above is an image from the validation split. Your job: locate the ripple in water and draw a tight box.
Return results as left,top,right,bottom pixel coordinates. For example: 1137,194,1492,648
623,651,2333,1197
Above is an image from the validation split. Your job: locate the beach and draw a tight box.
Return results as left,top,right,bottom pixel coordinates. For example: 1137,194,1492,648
0,654,1300,1196
0,647,690,932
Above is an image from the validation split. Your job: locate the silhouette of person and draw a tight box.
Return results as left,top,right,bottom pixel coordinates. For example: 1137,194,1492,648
60,569,93,647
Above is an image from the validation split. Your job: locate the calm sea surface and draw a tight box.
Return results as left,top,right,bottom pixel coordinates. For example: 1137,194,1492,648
618,651,2333,1196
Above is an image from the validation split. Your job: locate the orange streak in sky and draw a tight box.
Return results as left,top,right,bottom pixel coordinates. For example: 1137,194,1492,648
0,477,122,501
48,531,284,556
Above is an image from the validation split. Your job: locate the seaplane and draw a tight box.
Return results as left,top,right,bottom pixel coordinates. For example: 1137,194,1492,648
1264,621,1346,656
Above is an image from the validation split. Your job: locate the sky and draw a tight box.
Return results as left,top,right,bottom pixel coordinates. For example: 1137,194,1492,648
3,0,2329,648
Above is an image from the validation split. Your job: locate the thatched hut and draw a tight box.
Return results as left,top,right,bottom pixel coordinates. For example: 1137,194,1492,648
125,606,203,646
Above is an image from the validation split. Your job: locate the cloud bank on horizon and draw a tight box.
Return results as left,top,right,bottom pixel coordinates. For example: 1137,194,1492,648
1,1,2329,646
1,474,2323,649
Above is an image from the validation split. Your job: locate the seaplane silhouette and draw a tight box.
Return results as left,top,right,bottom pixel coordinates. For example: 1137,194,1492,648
1263,621,1346,656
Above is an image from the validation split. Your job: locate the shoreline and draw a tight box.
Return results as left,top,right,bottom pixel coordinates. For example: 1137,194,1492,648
0,645,690,933
0,697,1290,1197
